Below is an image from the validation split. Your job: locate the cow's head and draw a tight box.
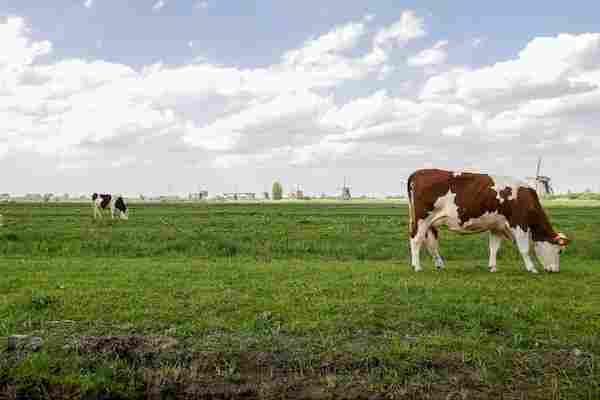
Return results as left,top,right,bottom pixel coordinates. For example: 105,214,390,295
114,196,129,220
534,232,570,272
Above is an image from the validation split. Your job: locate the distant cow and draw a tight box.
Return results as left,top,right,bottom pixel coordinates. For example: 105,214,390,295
92,193,128,220
407,169,569,273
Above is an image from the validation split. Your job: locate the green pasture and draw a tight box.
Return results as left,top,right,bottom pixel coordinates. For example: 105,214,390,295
0,201,598,399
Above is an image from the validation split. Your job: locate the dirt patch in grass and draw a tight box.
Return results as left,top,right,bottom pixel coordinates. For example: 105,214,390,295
3,343,598,399
71,334,181,366
76,335,179,355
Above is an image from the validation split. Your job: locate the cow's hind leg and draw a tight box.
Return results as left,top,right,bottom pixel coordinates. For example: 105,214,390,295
488,232,503,272
410,219,433,272
425,227,445,270
410,235,424,272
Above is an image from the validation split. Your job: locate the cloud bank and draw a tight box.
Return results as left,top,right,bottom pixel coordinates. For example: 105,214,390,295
1,14,599,194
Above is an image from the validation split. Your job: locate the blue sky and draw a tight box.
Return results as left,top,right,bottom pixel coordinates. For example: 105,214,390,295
8,0,599,68
2,1,600,195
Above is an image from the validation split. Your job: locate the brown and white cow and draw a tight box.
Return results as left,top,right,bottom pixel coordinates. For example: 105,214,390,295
92,193,129,220
407,169,569,273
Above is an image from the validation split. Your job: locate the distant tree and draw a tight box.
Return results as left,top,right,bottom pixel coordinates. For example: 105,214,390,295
272,181,283,200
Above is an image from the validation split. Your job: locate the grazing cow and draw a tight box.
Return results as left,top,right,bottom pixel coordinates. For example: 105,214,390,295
407,169,569,273
92,193,129,220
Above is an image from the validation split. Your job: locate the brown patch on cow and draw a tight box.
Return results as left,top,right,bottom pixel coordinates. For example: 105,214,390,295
407,169,559,242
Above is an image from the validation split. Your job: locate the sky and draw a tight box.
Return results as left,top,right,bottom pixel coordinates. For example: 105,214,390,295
2,1,600,196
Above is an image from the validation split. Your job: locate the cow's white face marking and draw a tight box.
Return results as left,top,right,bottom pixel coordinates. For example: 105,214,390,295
534,241,561,272
453,171,463,177
490,175,524,203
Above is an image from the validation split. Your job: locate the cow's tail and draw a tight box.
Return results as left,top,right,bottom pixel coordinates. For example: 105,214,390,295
407,173,416,238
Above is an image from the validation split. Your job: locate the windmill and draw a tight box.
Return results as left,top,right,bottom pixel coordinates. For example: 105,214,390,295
527,157,554,196
339,177,351,200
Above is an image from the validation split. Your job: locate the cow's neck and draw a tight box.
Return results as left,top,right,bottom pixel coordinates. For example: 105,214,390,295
529,209,557,243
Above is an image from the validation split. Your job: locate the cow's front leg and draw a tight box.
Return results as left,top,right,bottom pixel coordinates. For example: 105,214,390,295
425,228,444,270
512,227,538,273
488,232,503,272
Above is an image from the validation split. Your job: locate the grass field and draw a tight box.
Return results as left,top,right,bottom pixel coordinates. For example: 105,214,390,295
1,201,599,399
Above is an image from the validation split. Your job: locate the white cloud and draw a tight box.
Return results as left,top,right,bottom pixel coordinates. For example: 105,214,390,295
364,14,375,23
184,90,335,151
3,14,600,193
374,10,426,48
84,0,94,8
195,1,209,9
441,125,464,137
152,0,165,11
282,21,366,66
471,37,485,48
407,40,448,67
0,17,52,70
421,33,600,106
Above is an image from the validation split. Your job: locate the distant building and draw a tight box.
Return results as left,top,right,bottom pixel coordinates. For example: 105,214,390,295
223,192,255,200
24,193,43,201
288,189,305,200
189,190,209,201
159,195,182,202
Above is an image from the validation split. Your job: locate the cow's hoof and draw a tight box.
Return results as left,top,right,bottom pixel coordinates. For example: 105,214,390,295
413,267,423,272
530,269,539,274
489,267,497,273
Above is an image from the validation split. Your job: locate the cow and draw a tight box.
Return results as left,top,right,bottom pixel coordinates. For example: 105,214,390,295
407,169,569,273
92,193,129,220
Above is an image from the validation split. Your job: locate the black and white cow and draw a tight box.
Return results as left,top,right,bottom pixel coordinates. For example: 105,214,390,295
92,193,129,220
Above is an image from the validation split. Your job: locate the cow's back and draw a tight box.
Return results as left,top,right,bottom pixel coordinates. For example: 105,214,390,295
408,169,506,234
